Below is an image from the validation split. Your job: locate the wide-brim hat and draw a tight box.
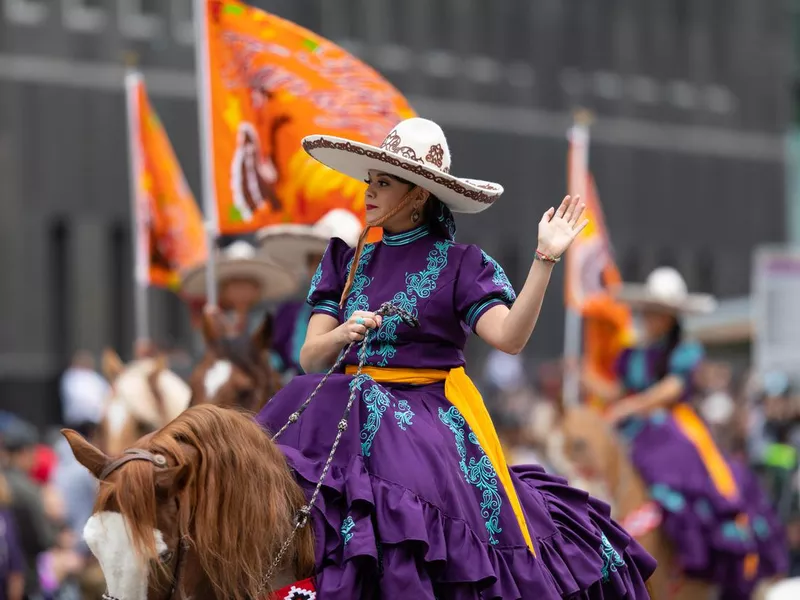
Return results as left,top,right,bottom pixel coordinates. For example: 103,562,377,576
301,118,503,214
613,267,717,315
180,241,299,302
256,209,363,272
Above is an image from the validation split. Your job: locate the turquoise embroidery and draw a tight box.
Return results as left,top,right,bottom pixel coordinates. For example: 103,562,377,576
650,410,668,425
650,484,686,513
352,375,393,457
694,498,713,522
721,520,751,542
480,250,516,304
383,224,430,246
341,516,355,546
394,399,414,430
600,533,625,582
343,243,377,320
438,406,502,544
437,201,457,241
626,349,649,391
753,515,770,540
370,240,451,366
669,342,704,377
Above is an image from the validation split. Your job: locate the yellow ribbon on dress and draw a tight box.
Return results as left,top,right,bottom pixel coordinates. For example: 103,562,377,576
670,403,758,579
345,365,536,556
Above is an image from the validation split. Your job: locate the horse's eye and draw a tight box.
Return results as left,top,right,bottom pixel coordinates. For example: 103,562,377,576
159,550,174,563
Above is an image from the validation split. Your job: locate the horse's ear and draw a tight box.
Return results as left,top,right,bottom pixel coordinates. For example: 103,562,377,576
201,305,224,347
102,348,125,382
251,311,274,353
61,429,109,480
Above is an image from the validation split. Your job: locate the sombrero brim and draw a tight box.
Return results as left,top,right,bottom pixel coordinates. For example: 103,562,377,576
302,135,503,214
180,258,299,302
614,284,717,315
256,225,331,273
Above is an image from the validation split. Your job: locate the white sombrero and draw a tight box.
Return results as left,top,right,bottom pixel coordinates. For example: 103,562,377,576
180,241,299,302
302,118,503,214
614,267,717,315
256,209,363,272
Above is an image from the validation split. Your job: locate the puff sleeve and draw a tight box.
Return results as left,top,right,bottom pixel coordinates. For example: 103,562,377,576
668,341,705,383
454,245,517,331
306,238,351,319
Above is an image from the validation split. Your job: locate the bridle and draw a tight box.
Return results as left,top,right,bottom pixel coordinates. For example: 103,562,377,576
99,449,189,600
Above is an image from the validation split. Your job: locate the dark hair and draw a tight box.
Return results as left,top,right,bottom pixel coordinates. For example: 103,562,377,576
385,175,455,240
654,318,682,381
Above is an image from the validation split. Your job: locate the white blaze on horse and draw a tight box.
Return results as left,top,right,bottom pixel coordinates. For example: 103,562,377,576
99,350,191,456
63,404,315,600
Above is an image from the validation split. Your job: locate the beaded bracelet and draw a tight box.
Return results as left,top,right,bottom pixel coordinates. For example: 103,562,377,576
535,249,561,263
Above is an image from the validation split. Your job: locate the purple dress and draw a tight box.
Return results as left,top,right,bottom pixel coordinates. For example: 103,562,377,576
257,221,656,599
616,342,787,597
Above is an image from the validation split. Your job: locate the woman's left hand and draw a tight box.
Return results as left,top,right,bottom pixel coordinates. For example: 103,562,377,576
537,195,589,259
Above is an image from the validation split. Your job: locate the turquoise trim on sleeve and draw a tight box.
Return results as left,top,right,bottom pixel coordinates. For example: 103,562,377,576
465,298,506,330
312,299,340,317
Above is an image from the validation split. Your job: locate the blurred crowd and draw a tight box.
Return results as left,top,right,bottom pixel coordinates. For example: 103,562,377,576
2,346,800,597
481,349,800,579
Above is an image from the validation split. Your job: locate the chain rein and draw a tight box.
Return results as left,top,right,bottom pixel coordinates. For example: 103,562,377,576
258,302,418,593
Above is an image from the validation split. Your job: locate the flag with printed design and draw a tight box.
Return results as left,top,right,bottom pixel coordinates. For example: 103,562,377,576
564,124,633,407
127,72,207,290
200,0,417,234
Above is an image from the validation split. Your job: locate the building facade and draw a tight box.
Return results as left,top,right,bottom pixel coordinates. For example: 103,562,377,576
0,0,791,425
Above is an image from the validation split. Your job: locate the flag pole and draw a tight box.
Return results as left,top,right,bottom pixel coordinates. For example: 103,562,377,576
124,68,150,349
562,109,593,407
194,0,219,308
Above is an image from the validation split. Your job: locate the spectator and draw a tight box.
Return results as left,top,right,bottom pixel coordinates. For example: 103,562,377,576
2,421,56,598
0,473,24,600
59,352,108,428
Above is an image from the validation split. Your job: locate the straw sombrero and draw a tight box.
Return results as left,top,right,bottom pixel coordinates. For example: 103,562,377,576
256,209,363,273
614,267,717,315
180,241,298,302
301,118,503,214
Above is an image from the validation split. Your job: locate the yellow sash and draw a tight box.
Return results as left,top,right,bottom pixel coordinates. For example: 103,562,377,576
345,365,536,556
670,403,758,579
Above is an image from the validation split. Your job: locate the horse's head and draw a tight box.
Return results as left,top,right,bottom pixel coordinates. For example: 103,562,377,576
62,404,314,600
100,350,191,456
189,309,281,411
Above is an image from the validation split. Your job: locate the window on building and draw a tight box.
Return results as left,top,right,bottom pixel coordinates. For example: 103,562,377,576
62,0,107,32
119,0,163,40
4,0,47,26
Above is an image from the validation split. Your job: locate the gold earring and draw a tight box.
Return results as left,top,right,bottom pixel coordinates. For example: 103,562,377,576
411,209,420,223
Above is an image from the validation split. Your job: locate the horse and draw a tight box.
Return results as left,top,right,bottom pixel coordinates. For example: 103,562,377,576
188,309,282,411
61,403,315,600
555,404,714,600
99,350,191,456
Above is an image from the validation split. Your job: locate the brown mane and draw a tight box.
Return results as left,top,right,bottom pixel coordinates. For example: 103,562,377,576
95,404,314,600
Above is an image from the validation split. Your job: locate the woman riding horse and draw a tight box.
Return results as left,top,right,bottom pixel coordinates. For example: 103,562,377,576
256,117,656,598
584,266,788,598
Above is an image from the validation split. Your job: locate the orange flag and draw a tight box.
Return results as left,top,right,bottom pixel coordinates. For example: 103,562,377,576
127,72,207,290
565,123,632,405
200,0,416,234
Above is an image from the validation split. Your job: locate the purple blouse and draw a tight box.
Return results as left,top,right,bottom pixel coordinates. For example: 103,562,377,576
0,508,24,600
306,224,516,370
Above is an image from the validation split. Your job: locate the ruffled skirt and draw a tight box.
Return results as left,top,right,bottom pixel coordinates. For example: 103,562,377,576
258,374,656,598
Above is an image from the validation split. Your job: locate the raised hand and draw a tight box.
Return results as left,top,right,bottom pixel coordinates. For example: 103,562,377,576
537,195,589,259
